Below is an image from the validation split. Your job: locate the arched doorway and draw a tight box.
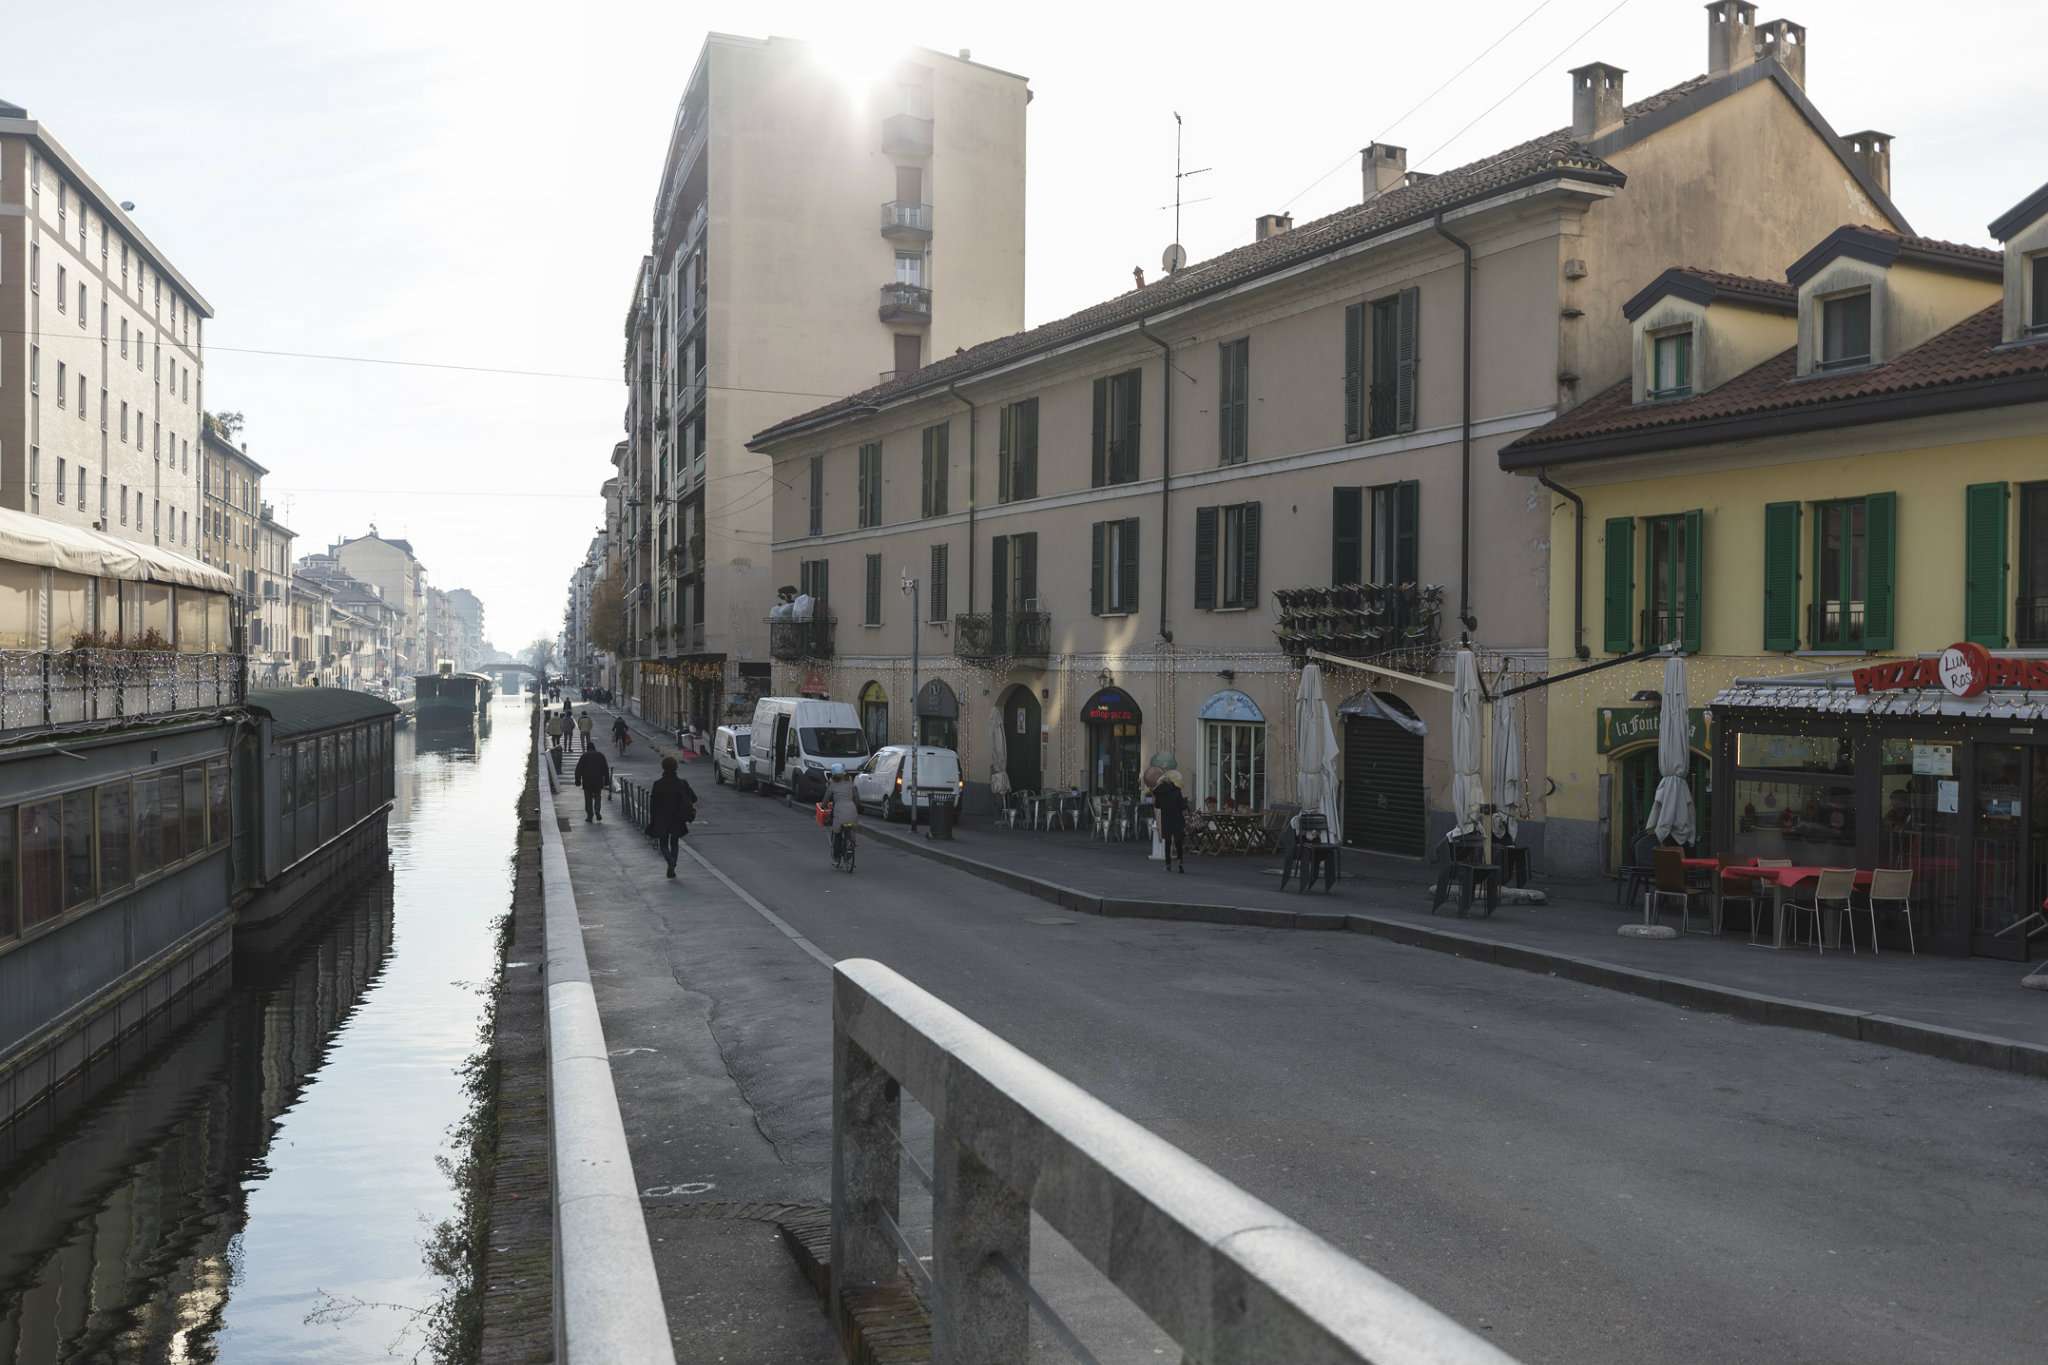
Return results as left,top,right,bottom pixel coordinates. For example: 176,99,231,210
1613,746,1712,867
859,681,889,752
1340,690,1426,857
1000,684,1042,792
1081,687,1143,796
916,679,959,750
1197,689,1267,810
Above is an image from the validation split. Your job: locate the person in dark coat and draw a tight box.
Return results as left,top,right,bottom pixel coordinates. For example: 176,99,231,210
648,755,699,879
1152,775,1189,872
574,745,612,822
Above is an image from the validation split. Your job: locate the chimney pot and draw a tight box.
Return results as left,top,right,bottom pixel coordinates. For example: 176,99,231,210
1360,142,1407,202
1254,212,1294,241
1569,62,1627,141
1755,18,1806,87
1843,130,1891,197
1705,1,1758,77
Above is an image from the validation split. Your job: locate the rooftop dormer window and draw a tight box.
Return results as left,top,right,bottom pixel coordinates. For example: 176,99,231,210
1818,290,1872,370
2029,251,2048,335
1649,329,1693,399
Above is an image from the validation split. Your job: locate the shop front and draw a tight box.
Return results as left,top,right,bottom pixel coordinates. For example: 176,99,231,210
1598,704,1711,873
860,680,889,752
1081,687,1142,797
916,679,959,750
1712,647,2048,959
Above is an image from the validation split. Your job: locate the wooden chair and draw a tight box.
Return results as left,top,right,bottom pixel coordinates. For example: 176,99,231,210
1785,868,1855,953
1645,846,1704,933
1857,868,1916,954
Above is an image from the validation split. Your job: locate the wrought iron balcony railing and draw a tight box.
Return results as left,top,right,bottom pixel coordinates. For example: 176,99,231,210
878,283,932,324
768,615,835,662
1,649,246,738
880,200,933,239
953,611,1051,661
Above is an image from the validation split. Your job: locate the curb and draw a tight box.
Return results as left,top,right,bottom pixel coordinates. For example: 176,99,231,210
863,824,2048,1081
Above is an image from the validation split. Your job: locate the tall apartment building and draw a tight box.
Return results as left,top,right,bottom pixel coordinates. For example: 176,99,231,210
333,530,426,673
253,506,295,683
445,587,485,671
0,99,209,553
200,418,263,601
619,36,1029,730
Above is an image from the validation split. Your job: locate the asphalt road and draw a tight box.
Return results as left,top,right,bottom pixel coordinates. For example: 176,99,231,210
660,756,2048,1365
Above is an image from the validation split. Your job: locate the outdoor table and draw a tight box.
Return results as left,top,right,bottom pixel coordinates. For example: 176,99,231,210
1720,863,1874,949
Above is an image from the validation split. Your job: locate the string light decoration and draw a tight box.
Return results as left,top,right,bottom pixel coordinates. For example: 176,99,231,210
1,648,244,736
1273,583,1445,676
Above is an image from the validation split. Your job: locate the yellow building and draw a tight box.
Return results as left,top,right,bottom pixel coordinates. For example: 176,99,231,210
1505,185,2048,958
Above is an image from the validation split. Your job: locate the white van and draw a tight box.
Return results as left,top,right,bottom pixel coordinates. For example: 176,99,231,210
711,724,752,787
748,697,868,801
854,745,964,821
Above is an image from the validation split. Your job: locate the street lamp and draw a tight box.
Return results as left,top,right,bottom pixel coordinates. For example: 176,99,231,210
900,568,919,830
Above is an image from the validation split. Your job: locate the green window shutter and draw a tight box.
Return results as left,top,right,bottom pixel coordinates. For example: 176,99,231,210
1089,523,1104,615
1332,487,1362,582
1396,481,1420,585
1682,508,1704,654
1762,501,1801,651
1218,344,1233,463
1343,303,1365,442
930,544,948,620
991,535,1010,617
997,406,1012,504
1091,379,1108,487
1121,370,1143,482
1194,505,1218,609
934,425,948,515
1395,286,1420,433
1017,532,1038,606
1240,501,1261,608
1020,399,1038,499
1603,516,1635,653
1964,481,2009,647
1118,518,1140,613
1863,490,1897,651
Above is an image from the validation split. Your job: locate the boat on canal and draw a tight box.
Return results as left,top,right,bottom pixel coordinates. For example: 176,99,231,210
414,662,493,729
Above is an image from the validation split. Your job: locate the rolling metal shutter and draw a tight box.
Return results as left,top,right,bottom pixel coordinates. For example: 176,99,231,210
1343,714,1425,857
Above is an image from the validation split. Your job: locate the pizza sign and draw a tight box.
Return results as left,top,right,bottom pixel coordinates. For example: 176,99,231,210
1854,643,2048,697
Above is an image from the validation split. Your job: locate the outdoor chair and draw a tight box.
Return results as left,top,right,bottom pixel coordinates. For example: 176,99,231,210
1729,858,1793,944
1644,846,1705,934
1856,868,1917,954
1280,812,1340,892
1785,867,1855,953
1617,832,1661,909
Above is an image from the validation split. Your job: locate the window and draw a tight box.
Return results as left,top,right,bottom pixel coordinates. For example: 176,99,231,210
1345,291,1419,439
1965,482,2011,647
807,456,825,536
77,468,86,511
56,362,66,407
57,265,67,310
99,782,133,894
1365,480,1420,587
920,421,949,517
799,557,830,605
2020,482,2048,646
857,442,882,527
893,332,922,376
894,251,924,287
1778,492,1894,650
1203,721,1266,810
78,282,87,323
77,373,86,417
1650,329,1693,398
1195,501,1261,609
121,401,129,441
1643,511,1703,652
29,242,38,292
1218,338,1249,465
999,398,1038,502
1820,290,1872,369
56,458,66,502
0,806,13,941
863,553,883,626
1090,518,1140,615
1091,369,1142,486
929,544,949,621
21,799,61,929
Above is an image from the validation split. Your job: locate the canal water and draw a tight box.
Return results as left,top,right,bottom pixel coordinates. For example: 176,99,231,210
0,697,527,1362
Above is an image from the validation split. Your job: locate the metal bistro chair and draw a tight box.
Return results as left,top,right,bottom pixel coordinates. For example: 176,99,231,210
1727,858,1793,944
1785,867,1856,954
1645,846,1708,934
1852,868,1917,954
1618,832,1661,910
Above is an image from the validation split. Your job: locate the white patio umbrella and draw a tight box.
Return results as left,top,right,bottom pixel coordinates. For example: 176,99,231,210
1294,664,1343,842
1450,649,1483,838
1645,651,1697,844
1491,684,1523,842
987,701,1011,801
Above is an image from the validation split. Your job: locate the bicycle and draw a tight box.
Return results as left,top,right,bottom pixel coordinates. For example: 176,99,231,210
831,823,858,872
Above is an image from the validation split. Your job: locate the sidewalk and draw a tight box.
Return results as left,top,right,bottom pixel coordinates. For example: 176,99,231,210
860,811,2048,1076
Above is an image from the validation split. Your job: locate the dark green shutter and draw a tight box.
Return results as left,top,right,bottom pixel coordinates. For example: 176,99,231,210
1091,379,1108,487
1240,501,1261,608
1194,506,1218,609
934,425,947,515
1019,399,1037,499
1219,344,1233,463
1017,533,1038,606
1863,490,1897,651
809,456,823,536
1343,304,1365,442
1333,487,1362,582
1089,523,1104,615
1603,516,1634,653
1964,481,2009,647
1682,508,1704,654
930,544,948,620
1395,286,1420,433
991,535,1010,618
1762,501,1801,652
1396,481,1420,584
865,553,881,625
1121,370,1143,482
997,406,1012,503
1118,519,1139,613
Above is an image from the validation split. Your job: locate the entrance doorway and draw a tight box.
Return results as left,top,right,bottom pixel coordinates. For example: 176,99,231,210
916,679,958,750
1081,687,1142,796
859,681,889,752
1341,691,1425,857
1000,685,1041,792
1971,743,2048,959
1614,747,1712,865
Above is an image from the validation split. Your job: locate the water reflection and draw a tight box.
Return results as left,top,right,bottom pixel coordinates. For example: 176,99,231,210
0,699,525,1362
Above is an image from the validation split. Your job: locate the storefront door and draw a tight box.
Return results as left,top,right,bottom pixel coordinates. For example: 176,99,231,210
1970,743,2047,959
1342,699,1425,858
1001,686,1041,792
1081,688,1141,797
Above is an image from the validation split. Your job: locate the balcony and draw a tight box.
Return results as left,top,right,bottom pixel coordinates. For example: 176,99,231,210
880,200,933,241
881,113,933,157
879,283,932,325
769,614,836,662
954,611,1052,662
684,367,708,415
681,622,707,655
1272,583,1443,672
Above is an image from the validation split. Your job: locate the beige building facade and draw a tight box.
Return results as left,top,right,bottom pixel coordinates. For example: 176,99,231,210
252,507,295,684
332,531,425,674
753,8,1911,861
0,98,209,555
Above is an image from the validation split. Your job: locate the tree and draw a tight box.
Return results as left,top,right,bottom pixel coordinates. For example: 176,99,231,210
528,637,557,677
588,576,625,656
207,411,246,441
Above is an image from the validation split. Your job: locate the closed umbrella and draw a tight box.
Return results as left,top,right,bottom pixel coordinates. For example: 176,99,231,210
1450,649,1483,838
1492,686,1522,842
1645,651,1697,844
987,702,1011,801
1294,665,1343,843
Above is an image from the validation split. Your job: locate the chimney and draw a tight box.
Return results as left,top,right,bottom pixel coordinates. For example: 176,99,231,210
1361,142,1407,202
1844,130,1891,196
1705,1,1758,77
1756,18,1806,87
1570,63,1627,140
1254,212,1294,241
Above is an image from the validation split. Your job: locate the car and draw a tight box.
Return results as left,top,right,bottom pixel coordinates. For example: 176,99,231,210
711,724,752,786
853,745,964,821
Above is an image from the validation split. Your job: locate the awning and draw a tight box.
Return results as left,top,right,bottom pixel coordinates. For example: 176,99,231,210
1338,689,1427,737
1198,689,1264,724
1712,682,2048,721
0,506,235,592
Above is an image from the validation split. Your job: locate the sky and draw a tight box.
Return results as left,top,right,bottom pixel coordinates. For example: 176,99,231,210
6,0,2038,650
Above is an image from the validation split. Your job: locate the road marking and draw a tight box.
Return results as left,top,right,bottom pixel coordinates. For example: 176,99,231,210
641,1181,717,1198
681,842,835,970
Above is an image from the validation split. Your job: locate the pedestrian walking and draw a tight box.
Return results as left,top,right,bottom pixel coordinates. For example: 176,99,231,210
574,745,612,822
648,756,699,879
545,708,565,773
1152,773,1189,872
576,707,594,755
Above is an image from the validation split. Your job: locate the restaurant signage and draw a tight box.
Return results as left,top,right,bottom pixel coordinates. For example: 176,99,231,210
1596,706,1708,754
1852,643,2048,698
1083,689,1140,724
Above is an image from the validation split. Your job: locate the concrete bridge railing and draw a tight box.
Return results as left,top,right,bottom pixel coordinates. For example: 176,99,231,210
833,958,1520,1365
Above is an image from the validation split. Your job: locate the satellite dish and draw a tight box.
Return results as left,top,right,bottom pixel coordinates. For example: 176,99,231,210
1161,242,1187,273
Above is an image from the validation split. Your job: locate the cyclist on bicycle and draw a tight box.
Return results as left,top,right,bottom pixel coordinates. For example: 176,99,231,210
612,714,630,754
824,762,859,867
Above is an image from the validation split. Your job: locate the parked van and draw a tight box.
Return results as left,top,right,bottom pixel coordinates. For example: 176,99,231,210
711,724,752,787
854,745,964,821
748,697,868,801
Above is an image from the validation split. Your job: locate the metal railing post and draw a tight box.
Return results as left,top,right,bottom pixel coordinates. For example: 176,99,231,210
931,1127,1030,1363
832,1028,901,1304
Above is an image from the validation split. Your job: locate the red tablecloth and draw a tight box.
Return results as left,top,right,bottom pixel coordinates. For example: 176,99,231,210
1719,864,1874,890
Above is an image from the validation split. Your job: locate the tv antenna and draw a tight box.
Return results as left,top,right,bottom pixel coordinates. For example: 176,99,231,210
1160,111,1210,273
